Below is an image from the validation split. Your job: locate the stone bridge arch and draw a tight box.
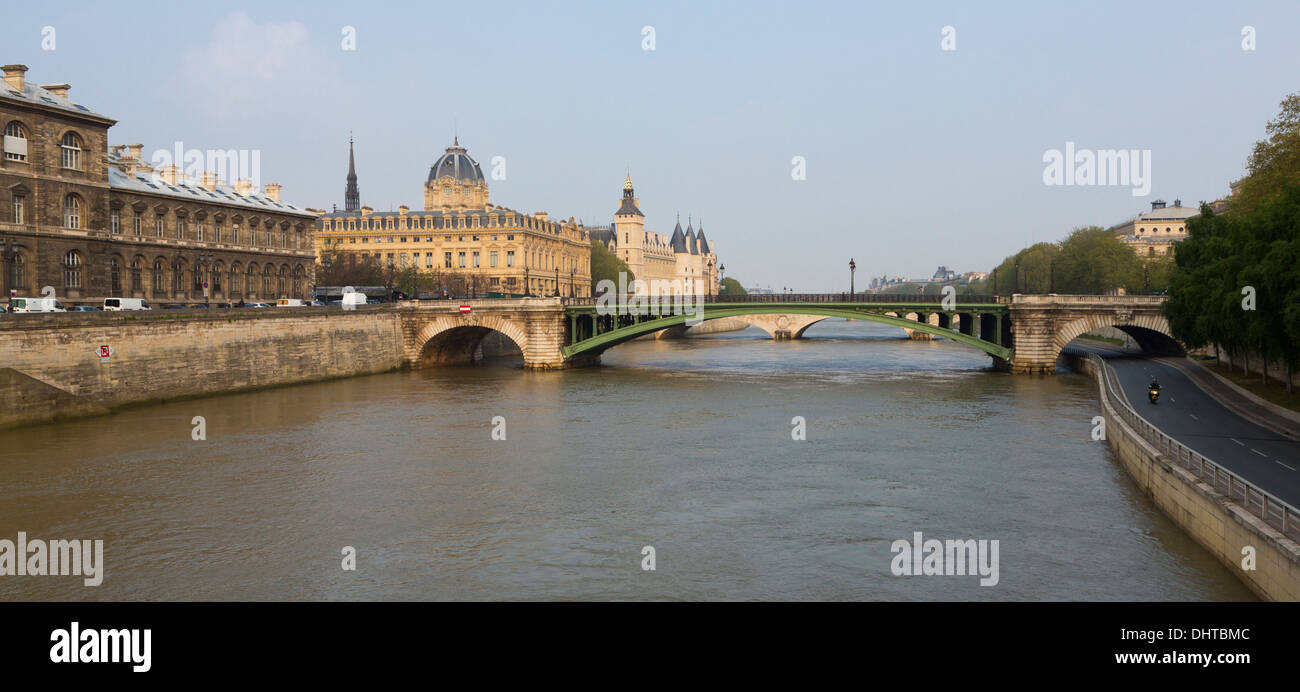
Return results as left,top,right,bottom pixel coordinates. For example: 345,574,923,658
1052,312,1182,362
737,314,829,340
410,314,531,366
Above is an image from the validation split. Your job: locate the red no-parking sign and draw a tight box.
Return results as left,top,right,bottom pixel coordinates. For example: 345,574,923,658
459,305,472,314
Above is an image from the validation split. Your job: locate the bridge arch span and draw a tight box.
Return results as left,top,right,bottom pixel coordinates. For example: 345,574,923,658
563,306,1012,362
412,315,531,366
1052,312,1183,362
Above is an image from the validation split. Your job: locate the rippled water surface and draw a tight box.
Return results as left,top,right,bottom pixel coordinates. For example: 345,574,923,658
0,320,1255,600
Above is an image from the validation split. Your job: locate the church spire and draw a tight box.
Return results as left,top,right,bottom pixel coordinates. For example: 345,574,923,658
344,134,360,212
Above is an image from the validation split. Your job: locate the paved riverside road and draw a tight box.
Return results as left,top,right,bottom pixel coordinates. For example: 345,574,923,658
1098,353,1300,509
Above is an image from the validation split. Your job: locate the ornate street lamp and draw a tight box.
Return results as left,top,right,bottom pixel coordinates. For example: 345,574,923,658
524,266,531,297
554,266,560,297
849,258,856,296
570,267,577,298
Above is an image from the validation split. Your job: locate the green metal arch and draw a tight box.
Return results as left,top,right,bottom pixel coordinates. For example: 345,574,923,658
562,306,1013,360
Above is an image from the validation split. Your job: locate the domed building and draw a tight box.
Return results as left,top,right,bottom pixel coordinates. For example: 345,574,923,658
315,137,592,298
423,138,488,210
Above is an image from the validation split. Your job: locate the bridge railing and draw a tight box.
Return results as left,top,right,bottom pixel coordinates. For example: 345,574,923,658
1093,355,1300,543
561,293,1003,306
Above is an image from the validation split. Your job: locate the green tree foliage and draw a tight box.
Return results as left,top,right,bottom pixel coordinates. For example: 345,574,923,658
1165,192,1300,379
1230,93,1300,214
718,277,746,295
589,239,633,293
1164,92,1300,383
983,230,1169,295
988,242,1059,294
1055,226,1145,293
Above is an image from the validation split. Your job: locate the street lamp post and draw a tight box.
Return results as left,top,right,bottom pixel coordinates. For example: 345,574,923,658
849,258,856,296
570,267,577,298
524,266,531,297
554,266,560,297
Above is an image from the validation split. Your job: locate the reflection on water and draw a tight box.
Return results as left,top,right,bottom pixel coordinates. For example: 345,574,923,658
0,320,1255,600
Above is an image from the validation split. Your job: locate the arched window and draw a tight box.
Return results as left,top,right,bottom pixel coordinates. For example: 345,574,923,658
153,260,166,296
172,261,185,294
263,265,274,295
63,251,82,289
228,264,241,297
60,132,82,169
246,265,257,296
110,258,121,295
131,258,143,292
63,194,81,229
9,253,24,290
4,121,28,161
212,263,223,293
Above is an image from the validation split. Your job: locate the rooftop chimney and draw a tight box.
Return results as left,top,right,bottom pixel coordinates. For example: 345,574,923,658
2,64,27,91
1173,198,1182,207
265,183,282,202
1151,199,1166,211
234,178,253,196
201,172,218,192
160,164,178,186
127,143,143,160
39,83,69,98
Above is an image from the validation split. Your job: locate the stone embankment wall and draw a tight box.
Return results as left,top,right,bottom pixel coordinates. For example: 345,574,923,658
0,308,404,428
1068,354,1300,601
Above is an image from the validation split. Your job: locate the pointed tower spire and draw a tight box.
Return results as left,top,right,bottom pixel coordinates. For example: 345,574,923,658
344,134,360,212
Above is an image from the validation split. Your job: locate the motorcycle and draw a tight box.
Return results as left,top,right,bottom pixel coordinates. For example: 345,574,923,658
1148,387,1160,404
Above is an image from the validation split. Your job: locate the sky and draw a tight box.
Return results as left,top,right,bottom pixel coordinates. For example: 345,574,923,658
5,1,1298,291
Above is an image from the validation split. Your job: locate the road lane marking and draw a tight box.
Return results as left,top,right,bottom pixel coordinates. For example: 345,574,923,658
1251,449,1267,457
1188,413,1198,421
1232,438,1245,446
1278,461,1297,471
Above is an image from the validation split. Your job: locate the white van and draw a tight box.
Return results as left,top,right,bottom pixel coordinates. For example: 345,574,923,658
103,297,152,311
341,292,367,307
276,298,306,307
10,297,67,313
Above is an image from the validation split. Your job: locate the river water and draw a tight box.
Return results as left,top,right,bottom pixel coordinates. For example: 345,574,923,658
0,320,1254,600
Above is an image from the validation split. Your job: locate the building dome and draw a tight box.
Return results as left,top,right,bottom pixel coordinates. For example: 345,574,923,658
427,137,485,184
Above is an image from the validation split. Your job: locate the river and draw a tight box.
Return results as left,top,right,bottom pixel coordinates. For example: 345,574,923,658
0,320,1254,600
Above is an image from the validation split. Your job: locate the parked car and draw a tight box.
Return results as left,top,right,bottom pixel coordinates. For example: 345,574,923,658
309,299,325,307
162,304,186,309
245,302,271,308
103,298,152,311
70,305,103,312
276,298,306,307
9,297,66,312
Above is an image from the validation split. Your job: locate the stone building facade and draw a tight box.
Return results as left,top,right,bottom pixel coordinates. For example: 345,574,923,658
588,175,719,294
314,138,592,297
1107,199,1199,258
0,63,316,305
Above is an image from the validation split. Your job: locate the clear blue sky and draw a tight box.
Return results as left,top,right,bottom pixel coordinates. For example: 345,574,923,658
5,1,1297,290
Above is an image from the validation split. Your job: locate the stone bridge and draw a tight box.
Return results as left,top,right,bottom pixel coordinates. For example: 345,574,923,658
398,294,1177,373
